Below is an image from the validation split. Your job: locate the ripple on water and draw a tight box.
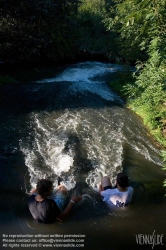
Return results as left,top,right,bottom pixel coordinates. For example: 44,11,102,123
19,62,163,197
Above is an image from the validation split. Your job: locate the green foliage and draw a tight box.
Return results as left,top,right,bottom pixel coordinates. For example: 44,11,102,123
161,151,166,163
109,68,135,96
105,0,166,187
0,0,81,63
76,0,115,57
106,0,166,141
125,35,166,133
161,151,166,189
0,0,116,63
105,0,166,63
0,75,15,86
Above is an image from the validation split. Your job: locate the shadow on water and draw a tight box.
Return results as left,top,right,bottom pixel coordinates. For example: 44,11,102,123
0,75,122,115
63,134,94,183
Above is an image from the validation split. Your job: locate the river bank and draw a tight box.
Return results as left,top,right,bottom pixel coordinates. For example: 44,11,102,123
109,70,166,156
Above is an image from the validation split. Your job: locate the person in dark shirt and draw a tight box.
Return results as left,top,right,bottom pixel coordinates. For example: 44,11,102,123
28,179,82,223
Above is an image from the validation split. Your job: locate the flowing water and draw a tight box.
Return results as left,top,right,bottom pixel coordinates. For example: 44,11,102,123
0,61,166,250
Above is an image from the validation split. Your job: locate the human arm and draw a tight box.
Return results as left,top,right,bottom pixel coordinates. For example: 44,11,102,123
30,188,37,195
98,183,103,195
57,196,82,221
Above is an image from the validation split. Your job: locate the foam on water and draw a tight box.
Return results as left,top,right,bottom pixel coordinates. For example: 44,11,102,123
20,108,124,191
20,62,163,192
20,112,78,190
77,109,124,189
37,62,122,83
36,61,122,102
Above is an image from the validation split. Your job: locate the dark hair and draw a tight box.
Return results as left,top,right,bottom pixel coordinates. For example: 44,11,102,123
117,173,129,187
36,179,53,198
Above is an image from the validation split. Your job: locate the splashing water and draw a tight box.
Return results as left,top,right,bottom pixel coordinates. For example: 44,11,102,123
20,61,163,192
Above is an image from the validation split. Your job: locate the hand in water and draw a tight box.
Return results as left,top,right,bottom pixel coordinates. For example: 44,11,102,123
71,196,82,204
57,185,68,194
30,188,37,194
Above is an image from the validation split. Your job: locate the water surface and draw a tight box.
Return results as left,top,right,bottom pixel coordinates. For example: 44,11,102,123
0,61,165,250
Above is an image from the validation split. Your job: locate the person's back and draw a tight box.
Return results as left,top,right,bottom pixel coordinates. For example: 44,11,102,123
28,195,61,223
101,185,133,207
99,173,134,207
28,179,82,223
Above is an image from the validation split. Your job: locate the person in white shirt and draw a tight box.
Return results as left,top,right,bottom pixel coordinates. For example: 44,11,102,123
99,173,134,207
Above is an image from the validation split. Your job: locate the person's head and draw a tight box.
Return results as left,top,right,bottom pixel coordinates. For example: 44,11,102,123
36,179,53,198
116,173,129,188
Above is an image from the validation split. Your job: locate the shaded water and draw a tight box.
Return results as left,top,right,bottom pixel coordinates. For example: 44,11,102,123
0,61,166,250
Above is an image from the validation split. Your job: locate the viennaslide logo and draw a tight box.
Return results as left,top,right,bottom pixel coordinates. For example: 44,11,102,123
136,230,164,249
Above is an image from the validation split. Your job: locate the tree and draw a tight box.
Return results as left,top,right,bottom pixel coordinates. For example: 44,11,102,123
0,0,81,63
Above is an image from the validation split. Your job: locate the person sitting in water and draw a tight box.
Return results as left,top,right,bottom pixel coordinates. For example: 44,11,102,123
28,179,82,223
98,173,134,207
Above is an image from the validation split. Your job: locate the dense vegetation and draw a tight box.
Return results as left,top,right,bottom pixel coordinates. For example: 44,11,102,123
106,0,166,149
0,0,80,64
0,0,166,177
105,0,166,186
0,0,114,64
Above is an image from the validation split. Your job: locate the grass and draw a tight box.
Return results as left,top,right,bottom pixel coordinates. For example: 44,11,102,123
109,73,166,149
127,102,166,148
111,76,166,192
